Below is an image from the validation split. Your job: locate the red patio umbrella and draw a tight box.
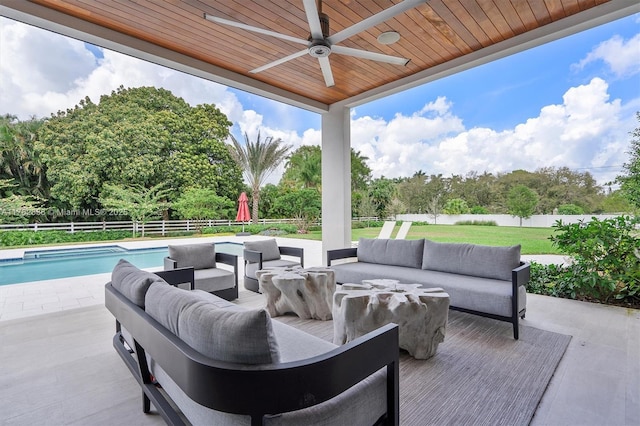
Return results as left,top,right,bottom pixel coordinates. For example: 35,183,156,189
235,192,250,233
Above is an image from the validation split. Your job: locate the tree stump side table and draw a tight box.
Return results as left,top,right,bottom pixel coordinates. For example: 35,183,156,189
256,267,336,321
333,280,450,359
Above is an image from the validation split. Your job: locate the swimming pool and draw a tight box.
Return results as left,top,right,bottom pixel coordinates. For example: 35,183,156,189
0,242,243,286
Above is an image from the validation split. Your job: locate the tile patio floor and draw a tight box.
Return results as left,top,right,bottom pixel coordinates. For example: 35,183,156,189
0,236,638,425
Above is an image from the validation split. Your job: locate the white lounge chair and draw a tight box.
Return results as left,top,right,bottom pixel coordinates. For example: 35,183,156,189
377,221,396,239
395,222,412,239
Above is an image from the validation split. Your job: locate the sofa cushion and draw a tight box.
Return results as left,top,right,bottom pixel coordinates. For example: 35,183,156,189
145,283,279,364
168,244,216,269
244,239,281,262
357,238,424,269
111,258,166,307
421,240,520,281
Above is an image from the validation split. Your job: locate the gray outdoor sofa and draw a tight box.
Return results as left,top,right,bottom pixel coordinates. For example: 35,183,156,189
105,259,400,426
327,238,530,339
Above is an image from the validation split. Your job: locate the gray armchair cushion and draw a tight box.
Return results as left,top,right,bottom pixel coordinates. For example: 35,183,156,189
111,258,166,307
194,268,235,292
168,244,216,269
357,238,424,269
422,239,521,281
244,239,281,262
146,283,279,364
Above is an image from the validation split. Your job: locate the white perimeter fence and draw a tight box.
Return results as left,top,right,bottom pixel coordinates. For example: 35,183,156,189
395,214,624,227
0,218,300,236
0,215,628,235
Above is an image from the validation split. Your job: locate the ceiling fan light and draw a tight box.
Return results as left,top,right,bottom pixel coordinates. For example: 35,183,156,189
377,31,401,45
308,40,332,58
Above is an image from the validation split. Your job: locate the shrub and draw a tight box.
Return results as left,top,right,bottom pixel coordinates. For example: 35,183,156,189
0,230,132,247
528,261,578,299
470,206,489,214
557,204,584,215
201,223,299,236
550,216,640,303
454,220,497,226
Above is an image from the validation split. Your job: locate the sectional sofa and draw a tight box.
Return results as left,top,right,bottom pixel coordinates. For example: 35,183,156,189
328,238,530,339
105,259,400,426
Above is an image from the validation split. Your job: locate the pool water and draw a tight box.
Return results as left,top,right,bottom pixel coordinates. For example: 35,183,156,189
0,242,243,286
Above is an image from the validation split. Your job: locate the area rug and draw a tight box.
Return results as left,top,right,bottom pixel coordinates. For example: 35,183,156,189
274,311,571,426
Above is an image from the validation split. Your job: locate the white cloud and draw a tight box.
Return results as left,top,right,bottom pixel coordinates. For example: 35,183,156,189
352,78,632,185
0,17,248,127
573,33,640,78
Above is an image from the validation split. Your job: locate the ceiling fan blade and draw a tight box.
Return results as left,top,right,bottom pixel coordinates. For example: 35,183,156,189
204,13,307,45
250,49,308,74
302,0,324,39
332,45,409,66
328,0,426,45
318,56,335,87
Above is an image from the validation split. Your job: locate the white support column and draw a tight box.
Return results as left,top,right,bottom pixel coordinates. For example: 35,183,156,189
321,105,351,264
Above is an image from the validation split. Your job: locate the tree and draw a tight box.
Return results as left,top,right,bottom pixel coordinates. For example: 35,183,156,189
99,183,171,237
281,145,321,189
0,179,40,223
426,194,443,224
271,188,321,232
601,190,634,213
172,188,234,227
228,131,291,223
0,114,48,199
350,149,372,192
507,185,539,226
368,177,396,219
557,204,584,215
443,198,470,214
616,112,640,209
355,189,379,224
257,183,280,218
37,86,242,212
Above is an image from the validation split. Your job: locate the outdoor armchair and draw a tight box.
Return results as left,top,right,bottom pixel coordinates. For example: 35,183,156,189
164,243,238,301
243,238,304,293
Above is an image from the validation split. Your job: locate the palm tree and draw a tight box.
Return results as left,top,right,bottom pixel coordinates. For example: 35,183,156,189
228,131,291,223
0,115,47,199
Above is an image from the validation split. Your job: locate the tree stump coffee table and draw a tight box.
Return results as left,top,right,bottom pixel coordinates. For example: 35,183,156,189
256,267,336,321
333,279,450,359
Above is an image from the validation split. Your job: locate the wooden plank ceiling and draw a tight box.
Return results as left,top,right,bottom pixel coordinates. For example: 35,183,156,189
28,0,609,105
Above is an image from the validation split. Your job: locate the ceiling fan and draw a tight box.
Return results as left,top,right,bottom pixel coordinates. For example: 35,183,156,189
204,0,425,87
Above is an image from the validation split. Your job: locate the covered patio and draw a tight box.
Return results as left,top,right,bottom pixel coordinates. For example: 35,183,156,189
1,1,639,424
0,237,638,425
1,0,638,259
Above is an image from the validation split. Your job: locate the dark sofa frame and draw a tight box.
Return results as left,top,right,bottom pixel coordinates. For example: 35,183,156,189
243,246,304,293
164,251,239,301
105,268,400,426
327,247,530,339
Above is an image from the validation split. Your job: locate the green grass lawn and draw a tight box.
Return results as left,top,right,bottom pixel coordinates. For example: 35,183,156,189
288,224,559,255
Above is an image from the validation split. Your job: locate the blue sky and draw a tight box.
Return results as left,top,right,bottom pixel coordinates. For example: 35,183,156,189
1,12,639,186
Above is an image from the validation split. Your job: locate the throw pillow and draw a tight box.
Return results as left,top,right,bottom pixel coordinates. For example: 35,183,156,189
244,239,281,262
111,258,167,307
168,244,216,269
357,238,424,269
421,239,521,281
